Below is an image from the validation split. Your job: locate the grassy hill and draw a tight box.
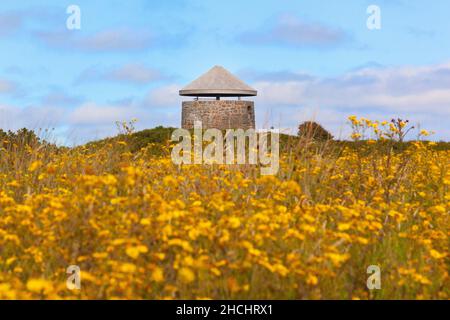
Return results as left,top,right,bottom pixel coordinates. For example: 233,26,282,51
82,126,450,154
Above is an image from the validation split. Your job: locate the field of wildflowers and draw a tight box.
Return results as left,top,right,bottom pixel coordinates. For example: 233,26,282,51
0,117,448,299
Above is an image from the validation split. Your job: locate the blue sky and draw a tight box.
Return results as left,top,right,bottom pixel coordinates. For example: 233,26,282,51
0,0,449,144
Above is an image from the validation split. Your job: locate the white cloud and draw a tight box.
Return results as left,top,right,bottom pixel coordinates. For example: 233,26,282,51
0,79,17,94
3,61,450,143
144,84,182,107
252,62,450,140
105,64,166,84
36,27,154,52
239,14,348,48
0,13,22,37
69,102,138,125
66,100,179,144
0,104,65,131
41,90,82,106
77,64,168,85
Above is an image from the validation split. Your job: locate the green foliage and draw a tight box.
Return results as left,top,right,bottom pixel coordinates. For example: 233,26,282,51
124,126,176,152
84,126,176,155
2,126,450,158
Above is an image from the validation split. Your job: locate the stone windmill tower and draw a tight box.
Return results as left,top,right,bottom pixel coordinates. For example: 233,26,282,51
179,66,257,130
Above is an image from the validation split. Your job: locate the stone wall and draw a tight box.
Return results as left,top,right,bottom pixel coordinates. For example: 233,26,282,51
182,100,255,130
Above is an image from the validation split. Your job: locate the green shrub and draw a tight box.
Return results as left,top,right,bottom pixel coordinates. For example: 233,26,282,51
297,121,333,141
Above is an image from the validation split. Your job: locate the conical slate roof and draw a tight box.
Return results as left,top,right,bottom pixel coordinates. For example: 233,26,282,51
179,65,257,97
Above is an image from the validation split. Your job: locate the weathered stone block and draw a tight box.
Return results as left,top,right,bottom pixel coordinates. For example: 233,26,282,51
182,100,255,130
